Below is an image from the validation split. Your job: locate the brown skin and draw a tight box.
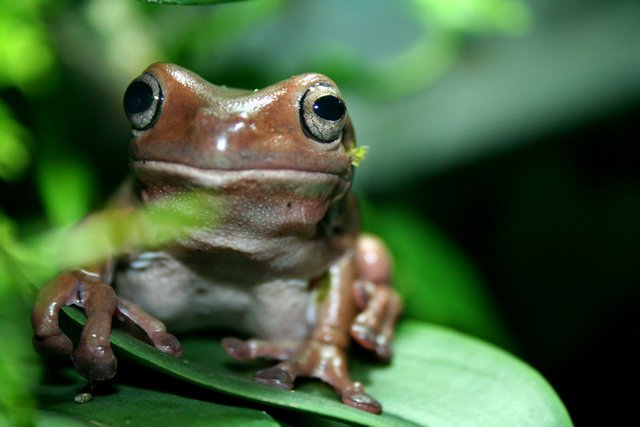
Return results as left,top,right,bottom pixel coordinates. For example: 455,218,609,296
31,63,401,413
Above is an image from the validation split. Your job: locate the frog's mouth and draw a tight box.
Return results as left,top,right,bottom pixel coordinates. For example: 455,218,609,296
133,160,352,236
132,160,351,206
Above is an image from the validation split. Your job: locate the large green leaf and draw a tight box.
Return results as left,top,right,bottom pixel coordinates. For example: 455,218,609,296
53,308,571,426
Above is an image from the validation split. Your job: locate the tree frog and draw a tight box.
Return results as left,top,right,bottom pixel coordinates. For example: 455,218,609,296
31,63,401,413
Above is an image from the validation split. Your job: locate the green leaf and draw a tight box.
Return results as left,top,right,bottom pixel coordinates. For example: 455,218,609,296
0,238,41,427
37,372,279,426
0,103,30,182
0,1,56,92
355,322,571,426
36,155,96,226
34,412,94,427
0,411,93,427
410,0,532,35
57,308,571,426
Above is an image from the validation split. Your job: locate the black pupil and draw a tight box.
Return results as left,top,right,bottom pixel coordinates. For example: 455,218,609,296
124,80,154,115
313,96,345,121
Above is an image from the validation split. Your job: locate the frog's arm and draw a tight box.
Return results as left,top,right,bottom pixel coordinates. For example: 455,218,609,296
32,261,182,381
32,266,120,380
31,182,182,381
351,234,402,361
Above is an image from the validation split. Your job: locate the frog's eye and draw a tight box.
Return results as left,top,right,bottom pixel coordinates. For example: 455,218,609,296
123,73,163,130
300,84,346,143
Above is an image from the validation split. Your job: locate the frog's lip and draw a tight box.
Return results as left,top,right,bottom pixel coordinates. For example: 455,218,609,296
132,160,351,187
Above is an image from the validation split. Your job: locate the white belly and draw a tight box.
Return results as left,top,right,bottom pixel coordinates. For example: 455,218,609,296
114,251,316,340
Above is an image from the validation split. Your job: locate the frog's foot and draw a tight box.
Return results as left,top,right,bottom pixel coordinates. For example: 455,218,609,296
32,270,182,381
351,279,402,361
223,338,381,414
32,271,118,380
32,273,76,359
116,297,182,357
258,341,382,413
255,363,381,412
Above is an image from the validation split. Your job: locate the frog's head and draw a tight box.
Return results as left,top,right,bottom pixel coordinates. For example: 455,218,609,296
123,63,357,239
125,63,355,179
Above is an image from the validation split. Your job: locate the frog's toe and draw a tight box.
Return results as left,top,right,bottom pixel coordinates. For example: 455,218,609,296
115,297,182,357
254,363,295,389
341,383,382,414
351,323,393,361
375,335,393,361
72,343,117,381
150,331,182,357
350,323,376,351
222,337,253,360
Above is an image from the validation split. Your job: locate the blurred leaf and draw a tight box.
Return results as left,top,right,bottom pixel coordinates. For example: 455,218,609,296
360,33,458,100
169,0,530,100
0,0,56,93
36,155,96,226
81,0,163,84
45,190,219,271
0,211,53,289
33,412,94,427
0,318,40,427
0,232,41,427
57,308,570,426
0,103,30,182
411,0,532,35
144,0,282,82
347,0,532,98
38,372,279,427
362,202,513,349
1,188,220,295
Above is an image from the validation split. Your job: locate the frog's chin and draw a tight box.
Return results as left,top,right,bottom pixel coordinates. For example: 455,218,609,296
132,160,351,236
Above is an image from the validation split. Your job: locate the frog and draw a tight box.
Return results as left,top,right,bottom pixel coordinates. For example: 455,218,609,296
31,63,402,414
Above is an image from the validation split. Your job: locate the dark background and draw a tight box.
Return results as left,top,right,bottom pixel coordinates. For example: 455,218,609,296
396,101,640,426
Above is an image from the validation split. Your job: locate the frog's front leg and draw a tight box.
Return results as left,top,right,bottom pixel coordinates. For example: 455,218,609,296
223,253,382,413
32,267,181,381
32,269,118,380
351,234,402,361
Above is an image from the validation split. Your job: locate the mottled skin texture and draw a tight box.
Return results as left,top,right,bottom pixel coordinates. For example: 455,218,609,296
31,63,401,413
